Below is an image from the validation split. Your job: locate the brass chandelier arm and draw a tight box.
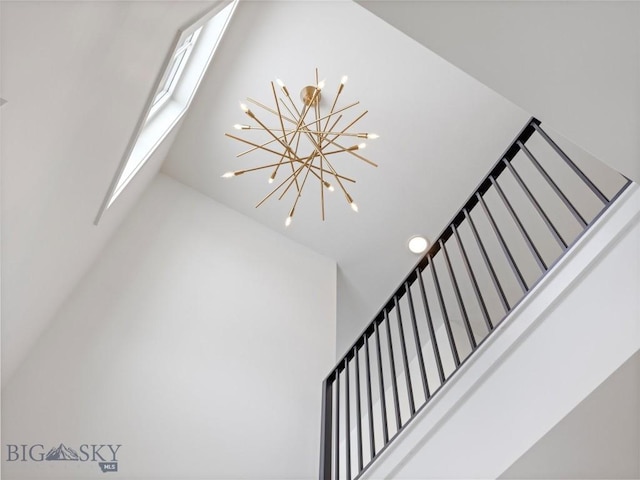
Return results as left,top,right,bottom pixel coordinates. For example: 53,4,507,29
225,133,296,159
320,154,325,220
293,123,356,207
270,81,299,192
235,128,300,158
321,110,369,147
242,107,298,158
320,153,357,209
318,110,378,167
255,162,307,208
247,128,373,137
321,146,364,156
278,99,361,136
273,88,320,180
247,97,297,125
229,158,308,176
305,161,355,183
288,152,315,219
297,111,361,207
227,139,355,183
323,138,378,168
282,97,344,170
320,77,346,145
317,101,325,220
278,151,319,201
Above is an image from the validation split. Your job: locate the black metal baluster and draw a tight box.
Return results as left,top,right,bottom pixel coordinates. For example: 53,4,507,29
319,376,333,480
334,370,340,480
344,360,351,480
490,176,547,271
354,347,363,472
464,209,510,312
440,239,477,350
533,123,609,203
364,337,375,459
383,309,402,430
405,280,430,401
416,268,446,383
374,321,389,444
503,158,567,249
477,192,528,292
394,296,416,415
517,140,588,227
430,257,461,367
452,224,493,332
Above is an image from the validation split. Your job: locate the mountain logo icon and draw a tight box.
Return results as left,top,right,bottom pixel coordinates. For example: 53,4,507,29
45,443,79,461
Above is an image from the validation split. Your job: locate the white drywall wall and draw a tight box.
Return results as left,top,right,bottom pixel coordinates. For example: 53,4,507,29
1,174,336,479
1,0,218,387
361,183,640,478
357,1,640,183
499,351,640,480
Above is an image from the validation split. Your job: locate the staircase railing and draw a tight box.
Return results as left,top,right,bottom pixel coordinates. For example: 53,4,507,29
319,117,632,480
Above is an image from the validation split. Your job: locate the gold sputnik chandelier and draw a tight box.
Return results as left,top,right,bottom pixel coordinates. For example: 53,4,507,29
223,69,377,226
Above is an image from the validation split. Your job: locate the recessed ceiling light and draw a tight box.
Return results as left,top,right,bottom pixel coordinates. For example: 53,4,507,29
408,236,429,254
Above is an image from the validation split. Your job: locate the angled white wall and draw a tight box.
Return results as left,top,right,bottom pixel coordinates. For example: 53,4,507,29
2,174,336,479
499,350,640,479
1,0,219,386
357,1,640,183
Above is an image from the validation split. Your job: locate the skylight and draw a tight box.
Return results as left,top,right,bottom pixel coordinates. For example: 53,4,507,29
95,0,238,224
149,27,202,117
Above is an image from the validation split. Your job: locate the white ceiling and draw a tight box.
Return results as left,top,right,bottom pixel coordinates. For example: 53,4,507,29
162,0,529,352
356,0,640,184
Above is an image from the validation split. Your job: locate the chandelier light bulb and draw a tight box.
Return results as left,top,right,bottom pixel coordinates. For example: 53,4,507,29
285,216,292,227
234,124,249,130
240,103,249,113
358,143,367,150
317,79,326,90
276,78,285,88
341,75,348,85
350,202,359,212
367,133,379,139
222,171,236,178
268,177,274,184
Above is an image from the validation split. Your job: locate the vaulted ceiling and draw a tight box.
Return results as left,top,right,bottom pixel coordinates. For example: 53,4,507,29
160,0,529,352
2,0,636,385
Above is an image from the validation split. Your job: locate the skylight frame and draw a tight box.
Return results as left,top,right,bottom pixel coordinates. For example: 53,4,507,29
149,27,202,118
95,0,238,225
